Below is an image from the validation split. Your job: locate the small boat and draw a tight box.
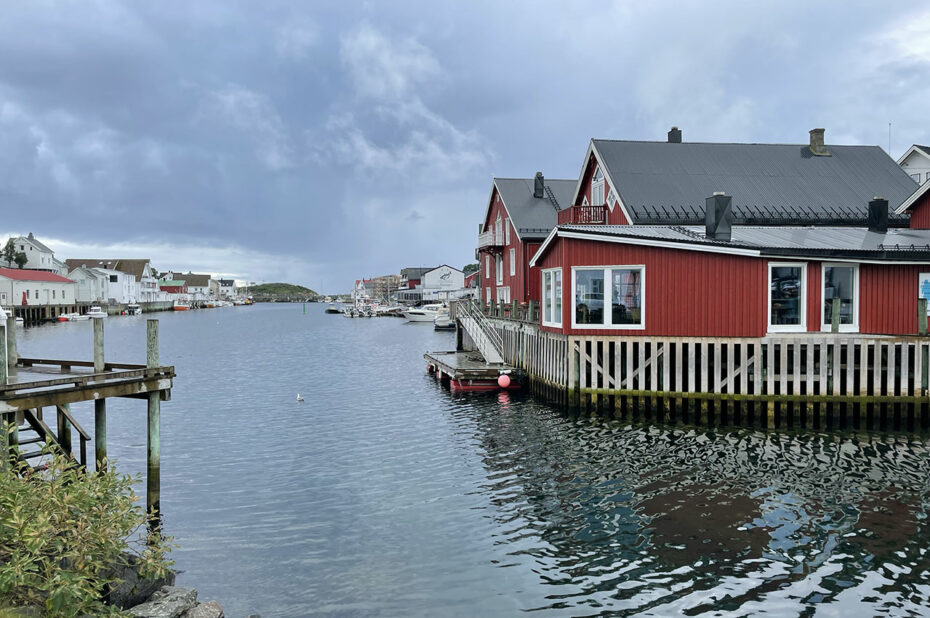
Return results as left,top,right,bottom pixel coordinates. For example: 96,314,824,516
87,306,107,319
126,303,142,315
70,313,90,321
434,307,455,331
173,300,191,311
325,305,342,314
403,303,444,322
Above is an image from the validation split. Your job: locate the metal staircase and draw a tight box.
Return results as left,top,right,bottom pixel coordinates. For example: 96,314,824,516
456,299,505,364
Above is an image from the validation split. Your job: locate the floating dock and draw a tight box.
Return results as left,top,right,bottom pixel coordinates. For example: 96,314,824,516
424,351,522,392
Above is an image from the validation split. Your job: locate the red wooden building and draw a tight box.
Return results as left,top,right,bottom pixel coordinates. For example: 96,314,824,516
477,173,576,306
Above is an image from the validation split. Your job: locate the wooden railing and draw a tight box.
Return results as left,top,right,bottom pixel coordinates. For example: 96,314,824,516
557,204,608,225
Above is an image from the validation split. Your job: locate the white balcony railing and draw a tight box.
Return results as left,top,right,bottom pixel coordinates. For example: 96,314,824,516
477,229,504,249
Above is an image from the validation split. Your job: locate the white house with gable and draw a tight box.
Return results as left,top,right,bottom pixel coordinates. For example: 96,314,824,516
899,144,930,185
419,265,467,301
6,233,57,271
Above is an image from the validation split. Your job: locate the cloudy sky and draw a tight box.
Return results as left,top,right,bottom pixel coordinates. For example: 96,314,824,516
1,1,929,292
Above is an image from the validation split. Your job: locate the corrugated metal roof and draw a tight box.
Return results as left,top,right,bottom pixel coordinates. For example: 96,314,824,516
591,140,918,224
494,177,577,238
0,268,73,283
563,224,930,257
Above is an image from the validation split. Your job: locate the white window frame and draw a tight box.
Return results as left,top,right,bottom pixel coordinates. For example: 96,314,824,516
509,248,515,276
486,286,491,303
570,265,645,330
496,255,503,285
505,219,510,245
485,255,490,278
591,166,605,206
767,261,807,333
541,268,562,327
820,263,859,333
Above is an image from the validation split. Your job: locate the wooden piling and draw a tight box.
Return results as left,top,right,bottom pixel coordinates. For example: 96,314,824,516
5,315,15,369
0,322,6,387
919,299,928,336
94,318,107,473
1,322,7,469
146,319,161,531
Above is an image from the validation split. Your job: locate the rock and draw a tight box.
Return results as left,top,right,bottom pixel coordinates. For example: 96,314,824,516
128,586,198,618
105,552,177,609
181,600,225,618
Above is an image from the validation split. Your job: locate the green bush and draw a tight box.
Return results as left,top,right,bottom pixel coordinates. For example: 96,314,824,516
0,449,174,616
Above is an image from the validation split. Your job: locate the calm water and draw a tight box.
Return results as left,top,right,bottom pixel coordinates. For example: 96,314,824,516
14,304,930,616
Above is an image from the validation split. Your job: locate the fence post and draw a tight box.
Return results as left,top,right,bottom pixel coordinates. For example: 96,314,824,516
146,320,161,533
831,298,840,333
528,300,537,324
5,315,15,369
93,318,107,473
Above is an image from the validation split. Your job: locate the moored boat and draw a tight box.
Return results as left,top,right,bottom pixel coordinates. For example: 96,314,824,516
173,300,191,311
325,304,342,314
87,306,107,319
403,303,444,322
433,307,455,330
126,303,142,315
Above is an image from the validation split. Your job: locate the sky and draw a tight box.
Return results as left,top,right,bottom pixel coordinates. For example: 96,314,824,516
1,1,929,293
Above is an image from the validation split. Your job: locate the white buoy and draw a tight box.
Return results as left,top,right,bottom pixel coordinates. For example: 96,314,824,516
296,393,304,402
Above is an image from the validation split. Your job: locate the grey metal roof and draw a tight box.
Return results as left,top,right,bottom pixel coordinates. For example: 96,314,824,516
563,224,930,259
592,140,918,224
494,177,577,238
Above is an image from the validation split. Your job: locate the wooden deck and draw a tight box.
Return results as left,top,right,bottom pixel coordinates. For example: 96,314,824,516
424,350,523,391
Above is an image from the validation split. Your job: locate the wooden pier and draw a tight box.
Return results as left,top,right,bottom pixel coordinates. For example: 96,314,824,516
424,350,522,392
1,316,174,525
450,300,930,432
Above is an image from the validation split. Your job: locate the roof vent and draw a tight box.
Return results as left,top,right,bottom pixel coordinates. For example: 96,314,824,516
534,172,544,198
705,192,733,242
809,128,830,156
868,196,888,233
668,126,682,143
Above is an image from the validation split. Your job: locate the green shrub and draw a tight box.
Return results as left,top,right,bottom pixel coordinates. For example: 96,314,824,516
0,449,174,617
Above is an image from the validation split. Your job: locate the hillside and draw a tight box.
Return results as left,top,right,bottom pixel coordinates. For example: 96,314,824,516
248,282,318,301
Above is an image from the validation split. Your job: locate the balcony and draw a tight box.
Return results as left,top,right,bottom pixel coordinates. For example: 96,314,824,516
477,228,504,250
557,204,608,225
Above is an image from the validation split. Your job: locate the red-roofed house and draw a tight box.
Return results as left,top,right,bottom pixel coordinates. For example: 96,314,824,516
0,267,77,323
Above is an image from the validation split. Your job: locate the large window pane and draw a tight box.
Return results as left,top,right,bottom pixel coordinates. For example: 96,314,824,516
611,268,642,325
770,266,802,325
554,271,562,325
575,270,605,324
823,266,855,325
543,272,552,323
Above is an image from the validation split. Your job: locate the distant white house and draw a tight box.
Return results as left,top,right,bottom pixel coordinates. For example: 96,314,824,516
898,144,930,185
6,233,57,271
0,267,75,308
65,258,158,303
67,266,111,303
419,265,468,301
209,278,236,300
163,271,212,301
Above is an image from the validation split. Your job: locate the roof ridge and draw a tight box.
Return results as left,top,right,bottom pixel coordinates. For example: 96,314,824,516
592,138,879,148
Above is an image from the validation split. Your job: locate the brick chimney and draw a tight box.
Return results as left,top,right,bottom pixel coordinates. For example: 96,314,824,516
809,128,830,156
668,126,682,143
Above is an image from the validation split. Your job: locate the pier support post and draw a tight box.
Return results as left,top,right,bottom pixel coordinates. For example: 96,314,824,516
5,315,15,369
93,318,107,473
0,322,6,386
146,319,161,533
0,324,6,470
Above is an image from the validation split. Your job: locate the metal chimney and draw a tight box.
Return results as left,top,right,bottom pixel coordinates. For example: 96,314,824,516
705,192,733,241
668,126,682,143
534,172,544,198
868,196,889,233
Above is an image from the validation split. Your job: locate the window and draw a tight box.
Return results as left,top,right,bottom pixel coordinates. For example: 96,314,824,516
768,263,806,331
486,286,491,303
505,219,510,245
109,275,118,283
912,173,922,183
485,255,490,277
926,172,930,183
509,248,515,276
542,269,562,326
52,290,55,299
591,166,605,206
572,266,644,329
822,264,858,331
26,289,29,299
496,255,503,285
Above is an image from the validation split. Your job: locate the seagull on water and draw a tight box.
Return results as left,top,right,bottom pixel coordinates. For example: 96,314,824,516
296,393,304,402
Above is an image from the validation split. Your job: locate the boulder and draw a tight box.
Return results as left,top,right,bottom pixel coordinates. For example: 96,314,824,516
128,586,198,618
105,553,177,609
181,601,224,618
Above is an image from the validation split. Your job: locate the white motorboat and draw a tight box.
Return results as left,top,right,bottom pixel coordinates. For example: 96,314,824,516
68,313,90,321
126,303,142,315
87,306,108,319
403,303,444,322
434,307,455,330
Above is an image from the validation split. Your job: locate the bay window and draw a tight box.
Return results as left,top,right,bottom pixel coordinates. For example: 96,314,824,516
768,262,806,332
572,266,644,329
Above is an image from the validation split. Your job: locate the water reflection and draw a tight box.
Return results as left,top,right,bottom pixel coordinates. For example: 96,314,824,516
451,395,930,614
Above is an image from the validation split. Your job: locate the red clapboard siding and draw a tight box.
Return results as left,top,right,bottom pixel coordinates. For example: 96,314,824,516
536,237,766,337
806,262,822,332
908,192,930,229
859,263,929,334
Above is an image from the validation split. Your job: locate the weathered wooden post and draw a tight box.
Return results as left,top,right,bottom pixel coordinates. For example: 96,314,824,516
831,298,841,334
93,318,107,473
146,319,161,532
919,298,928,336
5,315,15,369
57,405,72,456
0,322,7,471
511,300,518,319
528,300,537,324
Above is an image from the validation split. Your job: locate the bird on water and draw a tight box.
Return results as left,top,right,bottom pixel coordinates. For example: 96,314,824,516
296,394,304,402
